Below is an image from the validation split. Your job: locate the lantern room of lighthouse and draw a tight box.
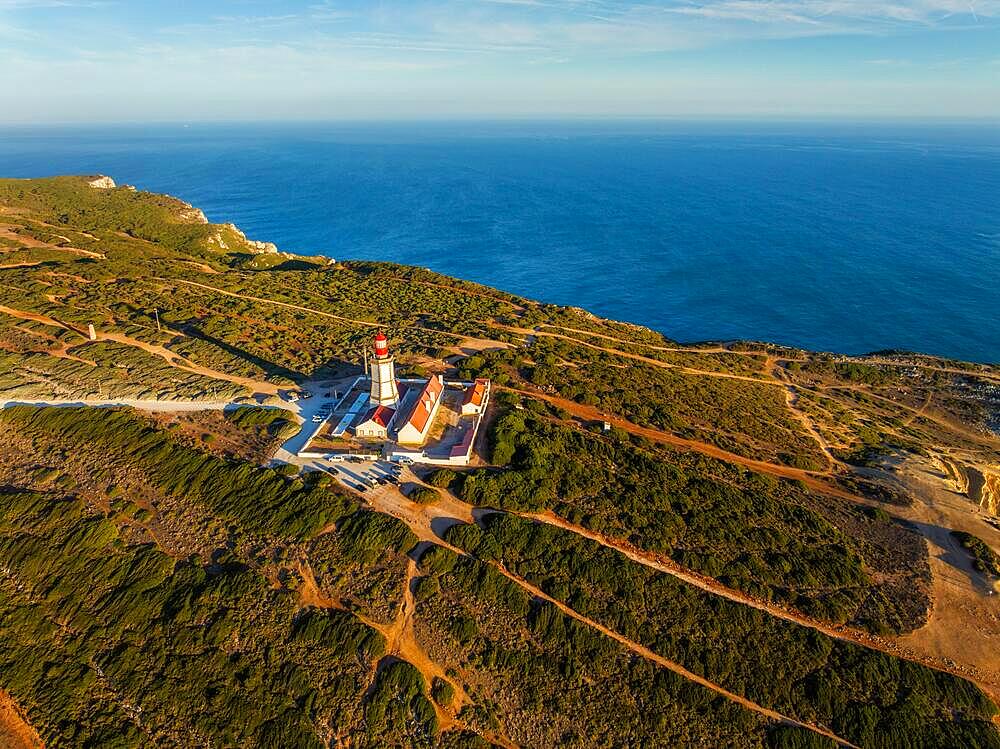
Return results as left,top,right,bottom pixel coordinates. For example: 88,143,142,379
369,331,400,407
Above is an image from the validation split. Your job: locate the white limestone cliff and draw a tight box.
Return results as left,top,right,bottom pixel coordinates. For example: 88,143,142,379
87,175,116,189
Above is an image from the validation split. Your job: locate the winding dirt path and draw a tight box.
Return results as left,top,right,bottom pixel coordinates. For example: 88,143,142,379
493,324,780,385
902,392,934,428
538,324,748,356
773,365,840,470
297,554,469,734
504,386,865,501
0,227,104,259
531,324,1000,386
154,277,471,341
379,559,466,732
356,486,857,747
860,357,1000,385
21,219,98,243
0,303,277,395
824,385,998,448
491,562,859,748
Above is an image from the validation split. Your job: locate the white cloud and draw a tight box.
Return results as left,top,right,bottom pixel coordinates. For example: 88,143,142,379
1,0,998,121
0,0,107,8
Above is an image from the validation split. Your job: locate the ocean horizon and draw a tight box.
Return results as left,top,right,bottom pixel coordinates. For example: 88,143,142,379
2,120,998,364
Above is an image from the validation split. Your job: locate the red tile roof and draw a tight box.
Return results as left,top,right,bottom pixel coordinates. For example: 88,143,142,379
463,378,488,408
359,404,395,428
403,374,444,435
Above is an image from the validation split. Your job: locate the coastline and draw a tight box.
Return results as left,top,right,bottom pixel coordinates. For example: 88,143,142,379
2,120,998,363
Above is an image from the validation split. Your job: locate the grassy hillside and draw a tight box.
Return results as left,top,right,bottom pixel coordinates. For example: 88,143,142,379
1,176,999,747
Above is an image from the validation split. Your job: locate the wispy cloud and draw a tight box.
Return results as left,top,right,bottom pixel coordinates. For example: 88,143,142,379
2,0,998,121
0,0,107,8
12,1,995,61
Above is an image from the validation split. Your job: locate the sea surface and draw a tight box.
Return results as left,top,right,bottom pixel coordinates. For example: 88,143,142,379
1,121,998,363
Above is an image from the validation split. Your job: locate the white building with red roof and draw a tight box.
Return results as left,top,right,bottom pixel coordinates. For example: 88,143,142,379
354,404,397,440
461,378,490,416
395,374,444,445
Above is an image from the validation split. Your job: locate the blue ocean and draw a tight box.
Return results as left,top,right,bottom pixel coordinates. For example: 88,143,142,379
1,121,998,363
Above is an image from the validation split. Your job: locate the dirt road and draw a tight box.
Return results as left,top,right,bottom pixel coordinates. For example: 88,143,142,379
356,484,858,747
156,277,474,342
297,552,467,734
0,303,277,395
493,562,859,748
492,324,780,385
774,366,840,470
0,227,104,259
823,384,999,449
504,386,863,500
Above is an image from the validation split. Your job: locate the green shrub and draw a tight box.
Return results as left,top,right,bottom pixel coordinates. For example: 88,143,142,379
426,469,458,488
0,406,354,539
407,486,440,505
952,531,1000,577
431,677,455,707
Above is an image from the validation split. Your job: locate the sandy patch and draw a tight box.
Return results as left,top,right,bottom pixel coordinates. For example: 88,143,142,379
0,691,43,749
895,458,1000,700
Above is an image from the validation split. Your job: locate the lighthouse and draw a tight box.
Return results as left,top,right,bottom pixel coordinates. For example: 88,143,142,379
369,331,400,407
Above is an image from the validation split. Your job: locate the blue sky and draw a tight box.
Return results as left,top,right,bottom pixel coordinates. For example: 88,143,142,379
1,0,998,122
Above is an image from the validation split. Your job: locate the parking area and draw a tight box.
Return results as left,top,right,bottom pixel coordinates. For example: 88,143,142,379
270,376,363,459
317,458,410,494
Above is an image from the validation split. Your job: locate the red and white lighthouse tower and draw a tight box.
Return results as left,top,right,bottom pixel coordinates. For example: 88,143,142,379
369,331,400,406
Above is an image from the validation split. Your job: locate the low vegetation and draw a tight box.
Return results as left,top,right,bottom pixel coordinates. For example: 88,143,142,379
461,406,928,633
0,490,379,748
0,406,350,539
952,531,1000,577
416,546,774,747
1,177,999,746
443,514,999,749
